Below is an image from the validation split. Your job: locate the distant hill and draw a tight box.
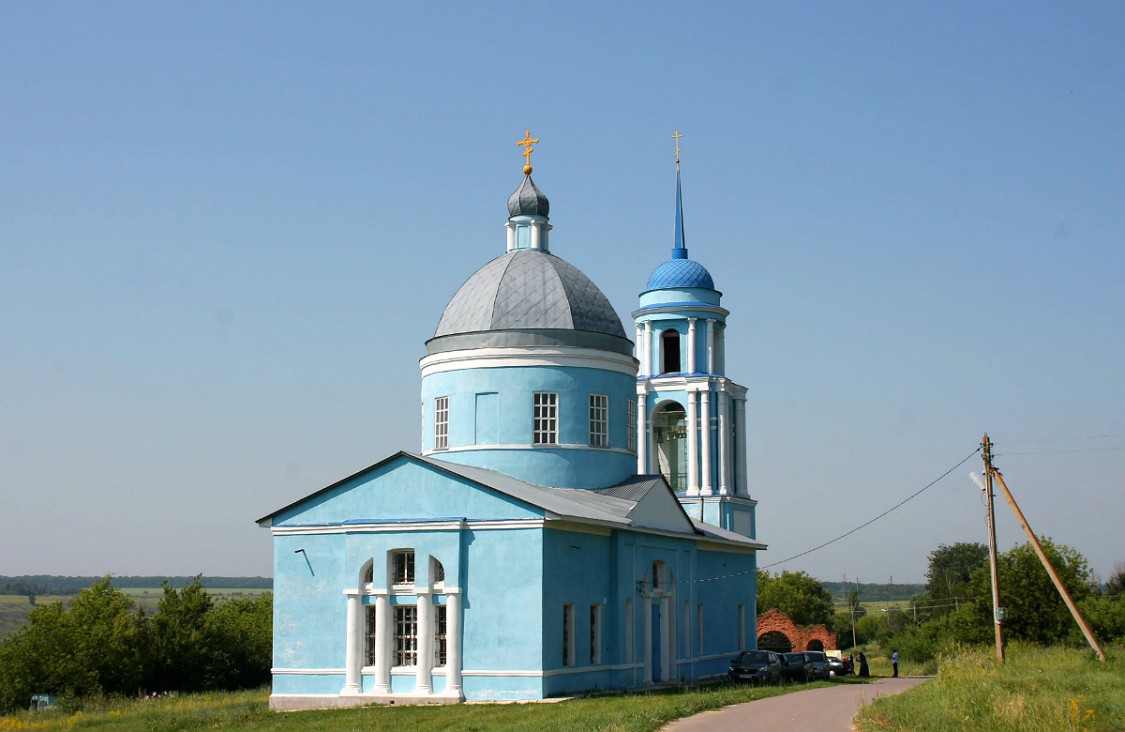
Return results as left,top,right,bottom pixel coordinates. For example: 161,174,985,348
0,575,273,596
821,581,924,603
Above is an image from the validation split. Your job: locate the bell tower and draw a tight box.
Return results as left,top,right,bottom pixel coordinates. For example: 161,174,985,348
632,133,756,538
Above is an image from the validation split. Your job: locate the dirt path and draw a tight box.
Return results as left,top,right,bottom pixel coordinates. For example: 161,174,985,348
663,677,932,732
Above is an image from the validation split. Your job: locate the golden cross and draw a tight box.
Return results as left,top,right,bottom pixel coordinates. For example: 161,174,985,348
672,130,683,168
517,130,540,173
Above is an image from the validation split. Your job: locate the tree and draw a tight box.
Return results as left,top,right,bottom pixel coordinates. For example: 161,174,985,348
916,542,988,620
147,576,215,692
1104,562,1125,596
203,592,273,689
757,570,835,626
962,538,1094,645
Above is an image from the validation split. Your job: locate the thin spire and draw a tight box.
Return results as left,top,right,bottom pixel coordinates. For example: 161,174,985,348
672,131,687,259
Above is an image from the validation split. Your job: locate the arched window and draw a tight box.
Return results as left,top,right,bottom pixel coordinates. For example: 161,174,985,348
431,556,445,588
654,403,687,492
651,560,667,592
362,561,374,586
661,329,681,374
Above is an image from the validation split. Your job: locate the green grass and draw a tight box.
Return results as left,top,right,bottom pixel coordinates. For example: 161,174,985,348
0,679,852,731
855,643,1124,731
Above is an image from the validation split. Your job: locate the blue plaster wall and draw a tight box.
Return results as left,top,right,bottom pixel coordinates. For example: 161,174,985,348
421,364,636,489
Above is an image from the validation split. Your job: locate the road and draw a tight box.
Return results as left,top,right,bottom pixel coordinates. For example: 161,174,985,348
664,677,932,732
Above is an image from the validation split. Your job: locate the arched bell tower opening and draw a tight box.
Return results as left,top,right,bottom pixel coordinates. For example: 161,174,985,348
660,329,681,374
653,401,687,492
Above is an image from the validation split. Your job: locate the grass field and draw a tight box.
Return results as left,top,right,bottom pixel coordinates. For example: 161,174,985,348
856,643,1124,731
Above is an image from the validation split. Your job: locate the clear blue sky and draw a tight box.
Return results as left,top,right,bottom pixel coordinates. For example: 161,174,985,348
3,2,1123,586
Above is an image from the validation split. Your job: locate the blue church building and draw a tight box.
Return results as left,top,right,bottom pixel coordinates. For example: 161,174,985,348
257,135,765,709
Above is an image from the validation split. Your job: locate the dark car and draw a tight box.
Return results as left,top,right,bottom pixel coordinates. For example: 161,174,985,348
780,651,813,682
728,650,783,685
803,651,830,680
825,654,849,677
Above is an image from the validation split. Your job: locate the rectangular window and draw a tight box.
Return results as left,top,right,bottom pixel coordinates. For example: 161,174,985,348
697,604,704,656
562,604,575,666
589,604,602,664
434,396,449,450
395,605,418,666
392,550,415,586
738,604,746,650
589,394,608,447
434,604,448,667
365,605,377,666
534,392,558,445
624,599,634,662
626,399,637,452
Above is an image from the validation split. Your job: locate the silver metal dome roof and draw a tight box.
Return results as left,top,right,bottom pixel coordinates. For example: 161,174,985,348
427,249,631,355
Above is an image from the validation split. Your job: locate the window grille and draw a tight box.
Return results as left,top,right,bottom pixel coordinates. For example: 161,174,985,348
395,605,418,666
589,394,608,447
392,550,415,586
365,605,377,666
533,392,558,444
562,604,575,666
589,604,602,664
626,400,637,452
434,396,449,450
434,604,447,666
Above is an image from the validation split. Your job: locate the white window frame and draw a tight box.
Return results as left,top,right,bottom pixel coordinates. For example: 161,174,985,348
589,394,608,447
394,605,418,667
365,604,377,666
533,392,558,445
391,550,415,588
434,396,449,450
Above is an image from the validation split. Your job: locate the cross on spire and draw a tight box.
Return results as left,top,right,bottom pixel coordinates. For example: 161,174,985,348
517,130,540,174
672,130,683,169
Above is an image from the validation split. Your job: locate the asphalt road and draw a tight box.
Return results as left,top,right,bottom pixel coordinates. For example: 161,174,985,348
663,677,932,732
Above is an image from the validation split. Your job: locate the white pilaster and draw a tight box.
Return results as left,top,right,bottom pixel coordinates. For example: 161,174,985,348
373,592,391,693
445,592,463,697
735,398,748,495
687,391,699,495
636,385,647,473
700,389,712,495
342,591,362,694
415,591,433,694
505,222,515,251
687,318,697,373
718,389,730,495
706,319,715,374
644,321,653,376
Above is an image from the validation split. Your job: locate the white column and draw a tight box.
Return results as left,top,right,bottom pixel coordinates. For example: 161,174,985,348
636,386,647,474
373,592,391,693
687,391,699,495
445,592,463,697
700,390,712,496
415,591,433,694
644,321,653,376
530,221,540,249
718,390,730,495
717,324,725,374
505,222,515,251
342,591,362,694
735,398,748,495
706,319,715,374
687,318,697,373
635,324,643,371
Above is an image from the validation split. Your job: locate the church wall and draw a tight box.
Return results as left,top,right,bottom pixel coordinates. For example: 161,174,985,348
421,364,636,489
270,459,543,527
690,547,758,672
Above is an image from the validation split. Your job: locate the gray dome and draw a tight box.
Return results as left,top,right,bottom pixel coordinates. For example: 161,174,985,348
428,249,630,355
507,175,550,218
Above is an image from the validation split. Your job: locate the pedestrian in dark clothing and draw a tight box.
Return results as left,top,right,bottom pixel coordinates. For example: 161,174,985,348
858,651,869,677
891,649,899,677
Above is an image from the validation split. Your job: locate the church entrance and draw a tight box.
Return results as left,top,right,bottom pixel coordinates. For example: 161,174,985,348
654,403,687,492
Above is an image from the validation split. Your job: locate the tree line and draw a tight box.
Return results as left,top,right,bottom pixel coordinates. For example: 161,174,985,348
0,576,271,713
758,540,1125,662
0,575,272,597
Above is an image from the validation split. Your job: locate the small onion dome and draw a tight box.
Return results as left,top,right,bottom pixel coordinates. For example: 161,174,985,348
507,174,550,218
646,258,715,290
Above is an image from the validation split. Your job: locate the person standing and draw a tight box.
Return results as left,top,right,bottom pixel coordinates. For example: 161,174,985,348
858,651,869,677
891,649,899,677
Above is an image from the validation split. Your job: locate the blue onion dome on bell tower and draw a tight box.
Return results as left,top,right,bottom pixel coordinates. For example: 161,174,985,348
645,166,716,292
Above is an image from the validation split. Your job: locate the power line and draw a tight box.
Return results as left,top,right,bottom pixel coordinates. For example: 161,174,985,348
761,448,982,570
999,433,1121,445
995,445,1125,456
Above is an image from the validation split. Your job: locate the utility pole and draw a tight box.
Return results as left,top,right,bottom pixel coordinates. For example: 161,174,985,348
988,464,1107,662
982,434,1005,663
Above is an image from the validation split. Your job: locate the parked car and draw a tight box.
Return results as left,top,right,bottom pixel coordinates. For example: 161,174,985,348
728,650,783,685
803,650,831,680
781,651,813,682
825,651,853,677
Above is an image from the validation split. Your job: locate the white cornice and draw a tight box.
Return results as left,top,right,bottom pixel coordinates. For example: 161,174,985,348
420,346,638,378
425,443,635,456
271,519,545,536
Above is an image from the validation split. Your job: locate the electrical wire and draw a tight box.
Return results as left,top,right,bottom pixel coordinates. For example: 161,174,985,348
995,445,1125,456
761,447,983,570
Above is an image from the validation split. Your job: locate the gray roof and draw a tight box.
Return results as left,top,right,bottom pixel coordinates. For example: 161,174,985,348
432,249,628,341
